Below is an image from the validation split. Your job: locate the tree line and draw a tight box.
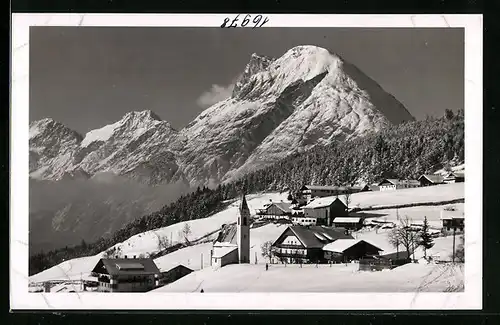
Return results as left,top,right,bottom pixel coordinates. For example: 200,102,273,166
227,109,464,194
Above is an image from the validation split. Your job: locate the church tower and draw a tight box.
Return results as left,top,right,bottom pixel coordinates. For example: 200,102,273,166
237,193,251,263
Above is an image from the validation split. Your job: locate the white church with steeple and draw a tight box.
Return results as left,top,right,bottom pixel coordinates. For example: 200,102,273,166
211,194,251,268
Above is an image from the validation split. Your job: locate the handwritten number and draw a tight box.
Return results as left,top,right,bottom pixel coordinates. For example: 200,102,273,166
221,18,230,28
221,14,269,28
252,15,262,28
242,14,251,27
229,14,240,28
259,16,269,27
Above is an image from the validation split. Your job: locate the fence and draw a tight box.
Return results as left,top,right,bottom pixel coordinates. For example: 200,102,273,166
358,258,393,271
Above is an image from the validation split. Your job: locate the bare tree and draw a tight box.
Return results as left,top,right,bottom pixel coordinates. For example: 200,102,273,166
387,216,420,261
182,223,192,244
156,234,171,252
343,190,353,215
261,240,274,263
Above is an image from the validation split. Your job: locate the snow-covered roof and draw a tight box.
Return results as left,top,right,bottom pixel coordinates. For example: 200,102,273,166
418,174,444,184
440,215,465,220
378,179,420,186
267,202,292,213
333,217,361,223
212,245,238,258
322,239,383,253
302,196,346,209
274,226,353,248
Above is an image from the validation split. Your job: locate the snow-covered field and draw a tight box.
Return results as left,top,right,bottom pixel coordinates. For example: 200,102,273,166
153,262,464,293
361,203,465,229
349,183,464,210
29,192,289,283
30,184,465,285
355,228,459,261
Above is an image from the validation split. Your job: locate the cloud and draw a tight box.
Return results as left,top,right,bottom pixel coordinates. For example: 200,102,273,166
196,82,235,108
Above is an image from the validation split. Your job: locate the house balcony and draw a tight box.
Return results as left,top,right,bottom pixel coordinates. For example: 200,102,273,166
274,244,305,249
274,251,308,258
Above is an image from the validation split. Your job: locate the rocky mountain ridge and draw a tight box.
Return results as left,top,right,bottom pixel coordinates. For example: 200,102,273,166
30,45,414,187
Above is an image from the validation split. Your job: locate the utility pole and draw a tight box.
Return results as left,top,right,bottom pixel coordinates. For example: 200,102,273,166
201,253,203,269
452,226,456,263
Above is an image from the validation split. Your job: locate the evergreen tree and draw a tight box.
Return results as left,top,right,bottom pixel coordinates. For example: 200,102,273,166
419,216,434,258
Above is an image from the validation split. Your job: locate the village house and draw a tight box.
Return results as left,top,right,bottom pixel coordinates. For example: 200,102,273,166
301,196,348,226
211,194,251,268
443,171,465,183
418,174,445,187
257,201,292,220
377,179,420,191
271,225,354,264
91,257,161,292
158,264,193,286
440,215,465,232
323,239,383,263
300,184,367,199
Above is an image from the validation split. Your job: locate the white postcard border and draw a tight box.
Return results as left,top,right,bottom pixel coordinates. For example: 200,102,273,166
11,13,483,310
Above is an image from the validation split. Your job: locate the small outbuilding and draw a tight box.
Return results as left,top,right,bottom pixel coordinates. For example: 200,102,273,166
418,174,445,187
158,264,193,286
323,239,383,263
332,217,363,230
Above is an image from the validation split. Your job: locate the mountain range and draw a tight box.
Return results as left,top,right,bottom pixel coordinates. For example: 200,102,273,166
30,45,414,188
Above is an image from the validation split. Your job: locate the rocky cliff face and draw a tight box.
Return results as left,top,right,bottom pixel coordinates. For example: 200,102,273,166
30,45,414,187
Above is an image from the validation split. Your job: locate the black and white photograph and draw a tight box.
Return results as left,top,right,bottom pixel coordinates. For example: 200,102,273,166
11,14,482,310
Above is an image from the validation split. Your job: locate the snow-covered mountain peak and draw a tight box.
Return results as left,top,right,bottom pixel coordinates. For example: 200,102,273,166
122,110,163,123
29,118,83,142
81,110,174,148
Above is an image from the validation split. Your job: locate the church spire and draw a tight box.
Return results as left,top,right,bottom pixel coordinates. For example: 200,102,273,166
239,193,249,212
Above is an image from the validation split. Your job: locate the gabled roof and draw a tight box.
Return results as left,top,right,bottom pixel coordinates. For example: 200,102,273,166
440,215,465,220
378,179,399,186
322,239,383,253
267,202,292,213
274,225,354,249
378,179,420,186
302,197,347,210
418,174,444,184
301,185,361,192
160,264,193,273
93,258,160,276
212,244,238,258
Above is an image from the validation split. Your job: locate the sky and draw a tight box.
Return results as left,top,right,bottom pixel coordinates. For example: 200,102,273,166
30,27,464,134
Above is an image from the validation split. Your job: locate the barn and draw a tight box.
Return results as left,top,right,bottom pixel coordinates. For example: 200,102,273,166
302,197,348,226
158,264,193,286
418,174,445,187
332,217,363,230
323,239,383,263
258,202,292,220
